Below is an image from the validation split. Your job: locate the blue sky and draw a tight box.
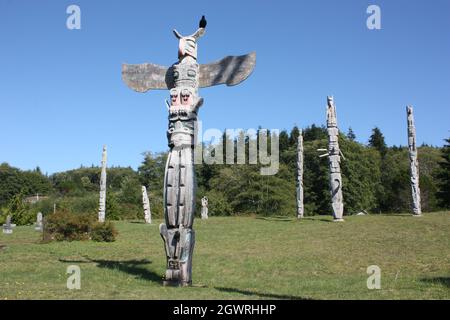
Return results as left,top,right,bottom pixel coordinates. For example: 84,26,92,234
1,0,449,174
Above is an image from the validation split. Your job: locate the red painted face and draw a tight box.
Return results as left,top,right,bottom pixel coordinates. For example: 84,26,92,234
170,89,180,106
181,89,192,106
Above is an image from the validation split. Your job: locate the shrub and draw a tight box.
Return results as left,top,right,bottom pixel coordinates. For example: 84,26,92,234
4,193,34,225
105,192,121,220
43,211,118,242
199,190,233,216
90,221,118,242
43,211,93,241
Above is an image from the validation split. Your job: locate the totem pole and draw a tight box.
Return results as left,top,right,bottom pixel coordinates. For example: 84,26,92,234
98,145,107,223
296,129,304,218
406,106,422,216
142,186,152,224
122,18,256,286
201,196,208,220
318,96,344,221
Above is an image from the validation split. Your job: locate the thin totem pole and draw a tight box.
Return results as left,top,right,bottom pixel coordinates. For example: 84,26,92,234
98,145,107,223
318,96,344,221
142,186,152,224
296,129,304,218
122,18,256,286
201,196,208,220
406,106,422,216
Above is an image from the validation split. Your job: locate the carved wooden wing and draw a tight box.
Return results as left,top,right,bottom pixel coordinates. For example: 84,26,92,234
199,52,256,88
122,63,174,92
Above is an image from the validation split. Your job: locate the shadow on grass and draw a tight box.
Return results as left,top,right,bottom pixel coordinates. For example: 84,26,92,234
59,257,162,283
214,287,312,300
420,277,450,288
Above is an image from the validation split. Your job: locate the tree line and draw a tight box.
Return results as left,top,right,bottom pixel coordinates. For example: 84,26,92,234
1,125,449,224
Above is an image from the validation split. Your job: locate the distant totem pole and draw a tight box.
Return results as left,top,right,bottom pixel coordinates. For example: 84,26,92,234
122,18,256,286
98,145,107,223
318,96,344,221
142,186,152,224
201,196,208,219
296,129,304,218
406,106,422,216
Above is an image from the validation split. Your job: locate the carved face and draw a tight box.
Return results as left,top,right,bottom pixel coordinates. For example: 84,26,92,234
180,89,192,105
170,89,179,106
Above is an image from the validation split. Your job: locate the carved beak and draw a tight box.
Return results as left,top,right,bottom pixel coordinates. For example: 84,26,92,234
178,38,186,58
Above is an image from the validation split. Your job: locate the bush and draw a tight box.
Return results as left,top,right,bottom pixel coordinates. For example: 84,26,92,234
3,193,34,226
199,190,233,216
90,221,118,242
43,211,118,242
105,192,121,220
43,211,93,241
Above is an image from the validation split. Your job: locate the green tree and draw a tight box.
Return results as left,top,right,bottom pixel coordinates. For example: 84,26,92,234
436,138,450,208
0,163,52,206
368,127,387,157
347,127,356,141
105,192,120,220
289,126,300,147
303,124,327,142
118,176,141,205
279,130,290,153
5,192,32,225
138,152,167,195
340,135,381,214
303,139,330,215
378,148,410,212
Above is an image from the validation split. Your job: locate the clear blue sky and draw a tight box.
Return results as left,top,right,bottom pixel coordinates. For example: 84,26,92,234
1,0,449,174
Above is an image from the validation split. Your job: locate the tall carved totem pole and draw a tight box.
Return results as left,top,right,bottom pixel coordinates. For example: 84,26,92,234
122,18,256,286
98,145,107,223
406,106,422,216
319,97,344,221
296,129,304,218
142,186,152,224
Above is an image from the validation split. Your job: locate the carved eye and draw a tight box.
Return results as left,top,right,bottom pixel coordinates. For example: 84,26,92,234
173,71,179,79
181,89,191,98
187,69,196,77
170,89,178,98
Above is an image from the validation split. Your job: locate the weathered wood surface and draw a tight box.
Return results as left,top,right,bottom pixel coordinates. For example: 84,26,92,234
98,145,107,223
296,130,304,218
318,97,344,221
406,106,422,216
122,52,256,92
326,97,344,221
199,52,256,88
142,186,152,224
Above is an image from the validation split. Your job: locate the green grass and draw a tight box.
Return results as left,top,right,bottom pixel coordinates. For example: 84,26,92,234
0,212,449,300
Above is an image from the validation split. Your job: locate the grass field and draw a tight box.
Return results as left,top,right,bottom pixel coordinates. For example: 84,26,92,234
0,212,449,300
